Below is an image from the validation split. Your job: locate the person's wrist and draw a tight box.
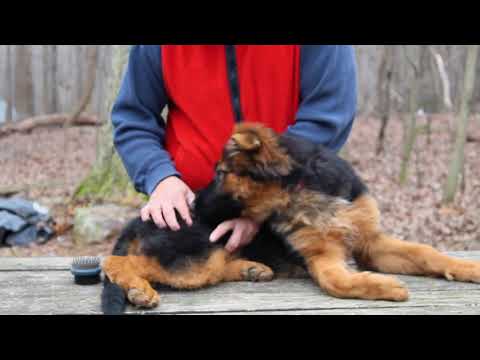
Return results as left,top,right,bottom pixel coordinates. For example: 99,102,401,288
152,175,181,195
159,175,180,185
145,164,181,196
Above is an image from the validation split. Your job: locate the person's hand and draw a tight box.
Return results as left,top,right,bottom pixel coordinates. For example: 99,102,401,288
209,218,260,253
141,176,195,231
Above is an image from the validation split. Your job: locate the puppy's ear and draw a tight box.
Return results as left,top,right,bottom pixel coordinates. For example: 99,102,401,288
231,132,261,151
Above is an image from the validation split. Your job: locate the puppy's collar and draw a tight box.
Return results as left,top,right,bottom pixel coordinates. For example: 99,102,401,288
294,180,305,192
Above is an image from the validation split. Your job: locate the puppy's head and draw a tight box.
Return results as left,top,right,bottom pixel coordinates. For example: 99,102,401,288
214,123,297,207
218,123,295,182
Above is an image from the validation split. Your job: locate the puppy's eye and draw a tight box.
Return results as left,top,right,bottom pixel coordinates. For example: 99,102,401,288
216,162,230,174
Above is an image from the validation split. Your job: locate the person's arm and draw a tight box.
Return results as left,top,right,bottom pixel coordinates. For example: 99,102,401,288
112,45,194,230
112,45,179,196
286,45,358,152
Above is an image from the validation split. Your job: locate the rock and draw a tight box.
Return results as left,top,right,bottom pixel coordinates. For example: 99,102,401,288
73,204,137,245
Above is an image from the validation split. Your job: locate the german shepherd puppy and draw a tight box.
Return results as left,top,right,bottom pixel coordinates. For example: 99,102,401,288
101,123,480,314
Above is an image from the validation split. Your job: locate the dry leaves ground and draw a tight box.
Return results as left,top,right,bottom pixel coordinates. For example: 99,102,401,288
0,114,479,257
345,114,480,252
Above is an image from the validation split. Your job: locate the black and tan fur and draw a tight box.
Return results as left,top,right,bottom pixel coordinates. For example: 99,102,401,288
101,123,480,314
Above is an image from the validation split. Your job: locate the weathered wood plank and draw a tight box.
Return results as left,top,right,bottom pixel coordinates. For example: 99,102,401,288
0,257,75,271
1,269,480,315
1,252,479,315
189,307,480,315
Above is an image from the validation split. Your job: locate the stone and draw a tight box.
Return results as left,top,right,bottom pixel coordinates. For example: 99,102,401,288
73,204,137,245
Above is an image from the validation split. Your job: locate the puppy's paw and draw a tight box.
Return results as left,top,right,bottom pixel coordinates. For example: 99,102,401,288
127,287,160,309
241,264,274,282
360,272,410,302
445,260,480,283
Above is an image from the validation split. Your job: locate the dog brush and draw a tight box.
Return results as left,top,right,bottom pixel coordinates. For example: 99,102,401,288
71,256,102,285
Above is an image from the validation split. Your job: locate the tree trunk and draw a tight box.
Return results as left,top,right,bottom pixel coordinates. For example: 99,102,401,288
14,45,34,117
69,46,99,122
376,46,394,155
42,46,50,114
5,45,13,121
74,45,143,205
399,46,420,185
51,45,58,112
443,45,479,204
430,46,453,111
42,45,58,114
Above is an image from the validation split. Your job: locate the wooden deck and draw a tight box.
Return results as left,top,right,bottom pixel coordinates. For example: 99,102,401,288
2,251,480,315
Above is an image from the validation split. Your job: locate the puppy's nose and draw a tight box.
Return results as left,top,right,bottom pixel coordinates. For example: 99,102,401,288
226,138,237,149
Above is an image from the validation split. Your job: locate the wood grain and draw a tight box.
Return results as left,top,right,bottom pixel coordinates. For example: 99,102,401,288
1,252,479,315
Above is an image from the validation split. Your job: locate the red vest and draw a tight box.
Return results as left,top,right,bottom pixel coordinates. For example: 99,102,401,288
161,45,300,191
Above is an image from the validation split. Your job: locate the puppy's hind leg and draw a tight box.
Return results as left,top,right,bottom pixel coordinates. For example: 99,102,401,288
346,193,480,283
356,233,480,283
102,256,161,309
164,250,274,288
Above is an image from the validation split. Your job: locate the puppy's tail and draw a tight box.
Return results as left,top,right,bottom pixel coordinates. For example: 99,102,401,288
101,218,140,315
101,277,127,315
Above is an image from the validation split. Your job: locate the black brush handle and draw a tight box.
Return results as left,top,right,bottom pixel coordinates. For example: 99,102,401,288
74,274,102,285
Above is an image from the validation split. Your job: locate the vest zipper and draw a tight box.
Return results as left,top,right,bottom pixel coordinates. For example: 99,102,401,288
225,45,244,123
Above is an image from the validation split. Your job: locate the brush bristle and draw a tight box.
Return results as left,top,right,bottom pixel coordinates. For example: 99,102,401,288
71,256,102,285
72,256,101,270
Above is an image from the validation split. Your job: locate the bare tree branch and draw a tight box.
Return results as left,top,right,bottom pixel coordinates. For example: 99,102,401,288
0,113,100,138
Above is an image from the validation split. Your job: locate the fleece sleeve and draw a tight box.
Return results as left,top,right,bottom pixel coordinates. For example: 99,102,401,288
286,45,358,152
111,45,180,196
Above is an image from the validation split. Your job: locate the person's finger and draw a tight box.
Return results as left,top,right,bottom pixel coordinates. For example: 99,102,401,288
163,204,180,231
242,228,254,245
150,206,167,229
140,206,151,222
209,221,235,242
225,226,243,253
248,222,259,238
176,197,193,226
186,190,196,208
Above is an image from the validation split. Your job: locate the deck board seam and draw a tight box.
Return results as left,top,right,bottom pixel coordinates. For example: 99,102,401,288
125,304,480,315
